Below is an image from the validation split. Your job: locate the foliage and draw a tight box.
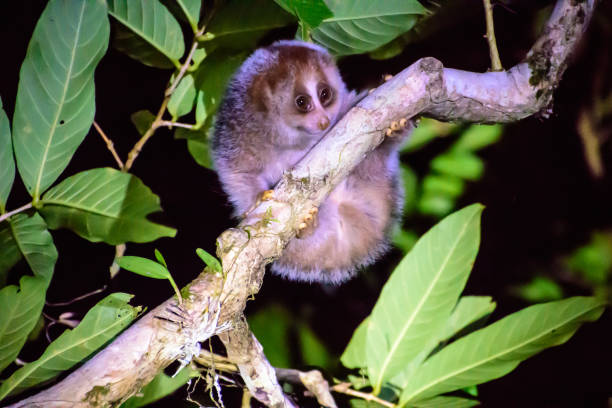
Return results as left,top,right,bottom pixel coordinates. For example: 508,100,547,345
0,0,606,407
341,205,605,407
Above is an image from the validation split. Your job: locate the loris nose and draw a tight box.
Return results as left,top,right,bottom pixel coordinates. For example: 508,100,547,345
318,116,330,131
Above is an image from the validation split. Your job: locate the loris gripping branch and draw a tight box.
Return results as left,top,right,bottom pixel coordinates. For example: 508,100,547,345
213,40,407,284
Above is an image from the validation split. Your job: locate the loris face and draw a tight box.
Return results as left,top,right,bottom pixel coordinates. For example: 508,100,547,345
247,41,347,145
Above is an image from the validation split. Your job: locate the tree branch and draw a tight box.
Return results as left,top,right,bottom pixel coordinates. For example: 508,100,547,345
7,0,596,407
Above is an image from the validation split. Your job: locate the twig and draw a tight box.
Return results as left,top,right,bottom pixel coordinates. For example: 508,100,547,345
93,121,124,169
46,285,108,307
158,121,195,129
331,383,396,408
483,0,503,71
0,203,33,223
123,98,169,171
577,108,604,178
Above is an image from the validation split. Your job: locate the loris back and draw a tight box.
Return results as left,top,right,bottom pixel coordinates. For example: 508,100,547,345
213,40,403,284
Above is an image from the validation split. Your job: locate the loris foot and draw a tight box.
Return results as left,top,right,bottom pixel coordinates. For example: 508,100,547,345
297,207,318,238
241,189,275,218
385,117,410,138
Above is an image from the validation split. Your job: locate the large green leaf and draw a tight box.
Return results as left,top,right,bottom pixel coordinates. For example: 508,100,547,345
311,0,427,56
412,396,479,408
39,168,176,244
366,204,483,393
9,212,58,284
204,0,295,50
0,225,22,287
0,275,47,374
399,297,606,405
340,317,369,370
175,0,201,31
108,0,184,68
440,296,496,342
121,366,198,408
0,293,140,399
12,0,109,200
273,0,332,28
0,97,13,212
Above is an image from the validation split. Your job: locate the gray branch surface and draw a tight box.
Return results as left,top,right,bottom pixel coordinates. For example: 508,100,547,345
8,0,595,407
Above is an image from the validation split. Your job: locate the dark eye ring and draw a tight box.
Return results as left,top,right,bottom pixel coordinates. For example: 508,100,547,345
295,95,311,112
319,87,333,105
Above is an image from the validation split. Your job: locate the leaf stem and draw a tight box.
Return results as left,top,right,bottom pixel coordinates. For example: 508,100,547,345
0,203,33,223
158,121,195,129
330,383,396,408
93,120,124,169
483,0,503,71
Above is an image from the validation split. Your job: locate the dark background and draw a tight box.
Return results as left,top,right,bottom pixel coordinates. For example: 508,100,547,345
0,1,610,407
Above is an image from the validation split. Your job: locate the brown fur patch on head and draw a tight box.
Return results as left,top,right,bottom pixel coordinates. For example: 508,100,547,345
247,44,334,113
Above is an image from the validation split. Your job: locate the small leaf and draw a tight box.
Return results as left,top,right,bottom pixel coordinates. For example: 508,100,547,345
248,305,292,368
175,0,201,31
40,168,176,244
196,248,222,273
402,118,458,153
400,297,605,404
422,175,464,198
511,276,564,303
122,366,198,408
430,153,484,181
274,0,332,28
451,124,503,152
440,296,496,342
418,193,455,217
10,212,58,284
0,293,139,399
167,75,196,119
298,322,333,369
311,0,427,56
108,0,184,68
341,317,369,369
369,37,405,60
0,97,14,211
154,249,168,268
187,139,213,169
117,256,170,280
131,110,156,136
366,204,483,393
0,276,47,373
12,0,110,199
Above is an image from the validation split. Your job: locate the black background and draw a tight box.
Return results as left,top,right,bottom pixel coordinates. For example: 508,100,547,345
0,1,611,407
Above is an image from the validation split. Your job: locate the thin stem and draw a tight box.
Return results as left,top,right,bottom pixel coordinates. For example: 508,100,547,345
330,383,396,408
93,121,124,169
46,284,108,307
158,121,195,129
0,203,33,223
123,97,169,171
483,0,503,71
166,40,199,97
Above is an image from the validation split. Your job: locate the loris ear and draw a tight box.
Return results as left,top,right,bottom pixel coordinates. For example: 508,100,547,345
248,74,273,113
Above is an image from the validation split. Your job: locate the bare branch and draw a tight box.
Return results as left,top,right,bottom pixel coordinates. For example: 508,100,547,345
7,0,596,407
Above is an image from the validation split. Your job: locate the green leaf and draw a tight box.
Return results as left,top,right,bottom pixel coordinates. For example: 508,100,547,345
0,97,14,212
108,0,184,68
0,293,139,399
350,399,387,408
117,256,170,280
248,305,292,368
418,193,455,217
341,317,369,369
204,0,295,50
400,297,606,405
402,118,458,154
154,249,168,268
274,0,332,28
430,153,484,181
175,0,201,31
422,175,464,198
167,74,196,119
311,0,427,56
121,366,198,408
186,138,213,169
565,232,612,285
440,296,496,342
10,212,58,284
366,204,483,393
0,224,21,287
40,167,176,244
412,396,479,408
12,0,110,199
392,227,418,253
196,248,222,273
297,322,333,369
512,276,564,303
0,276,47,374
368,37,405,60
451,124,503,152
130,110,156,136
400,164,418,216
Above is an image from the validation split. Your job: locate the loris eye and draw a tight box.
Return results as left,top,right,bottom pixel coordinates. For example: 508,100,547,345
295,95,312,112
319,86,333,106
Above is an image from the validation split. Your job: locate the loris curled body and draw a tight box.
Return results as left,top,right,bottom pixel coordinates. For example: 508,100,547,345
213,40,405,284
